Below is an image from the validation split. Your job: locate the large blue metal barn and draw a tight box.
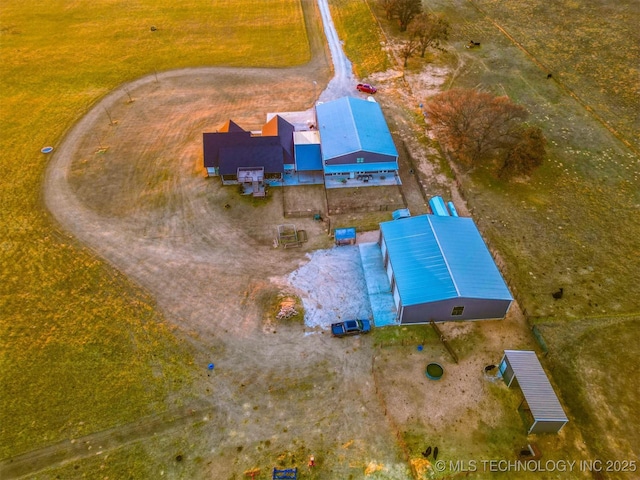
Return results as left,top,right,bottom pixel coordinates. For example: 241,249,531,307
315,97,399,181
379,214,513,323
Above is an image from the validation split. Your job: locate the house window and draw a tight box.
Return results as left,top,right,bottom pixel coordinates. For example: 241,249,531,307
451,306,464,316
356,157,364,163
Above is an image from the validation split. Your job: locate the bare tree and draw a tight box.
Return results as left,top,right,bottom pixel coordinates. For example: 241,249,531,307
395,0,422,32
400,35,420,67
408,13,450,58
499,125,546,178
425,88,529,167
379,0,399,20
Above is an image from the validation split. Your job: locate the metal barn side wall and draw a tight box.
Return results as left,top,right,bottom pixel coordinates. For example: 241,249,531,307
380,236,388,264
393,283,401,310
323,151,396,166
399,298,512,324
385,256,394,284
529,420,568,435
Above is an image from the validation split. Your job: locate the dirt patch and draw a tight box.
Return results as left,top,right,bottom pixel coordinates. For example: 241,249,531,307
43,67,416,477
39,16,553,480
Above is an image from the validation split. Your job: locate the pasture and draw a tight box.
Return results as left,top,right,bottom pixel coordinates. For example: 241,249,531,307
0,0,310,462
358,0,640,475
1,0,638,477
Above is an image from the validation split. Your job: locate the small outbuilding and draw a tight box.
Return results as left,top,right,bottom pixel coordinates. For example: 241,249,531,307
499,350,569,434
379,214,512,323
334,227,356,246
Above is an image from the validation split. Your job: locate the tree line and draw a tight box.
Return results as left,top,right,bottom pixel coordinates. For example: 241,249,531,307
378,0,546,179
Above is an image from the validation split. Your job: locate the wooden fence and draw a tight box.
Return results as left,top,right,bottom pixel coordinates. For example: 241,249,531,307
327,203,402,215
283,209,322,219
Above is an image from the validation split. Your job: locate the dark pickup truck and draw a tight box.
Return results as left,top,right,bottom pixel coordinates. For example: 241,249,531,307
331,319,372,337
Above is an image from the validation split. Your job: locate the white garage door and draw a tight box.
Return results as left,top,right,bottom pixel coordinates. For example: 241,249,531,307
393,282,400,309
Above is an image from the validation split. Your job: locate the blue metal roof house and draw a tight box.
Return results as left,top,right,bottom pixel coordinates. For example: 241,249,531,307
315,97,398,180
379,214,513,323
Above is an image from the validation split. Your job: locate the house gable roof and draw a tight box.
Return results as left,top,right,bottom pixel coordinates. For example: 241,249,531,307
203,131,252,169
203,115,298,174
218,137,284,176
262,115,295,165
219,119,246,133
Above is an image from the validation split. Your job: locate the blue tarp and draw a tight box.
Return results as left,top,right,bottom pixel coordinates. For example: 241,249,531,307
335,227,356,241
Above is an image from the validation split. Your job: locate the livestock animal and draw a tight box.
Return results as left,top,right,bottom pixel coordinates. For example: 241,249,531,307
552,288,564,300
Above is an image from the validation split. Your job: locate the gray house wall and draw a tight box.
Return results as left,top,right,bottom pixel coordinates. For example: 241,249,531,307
324,151,395,166
399,298,512,324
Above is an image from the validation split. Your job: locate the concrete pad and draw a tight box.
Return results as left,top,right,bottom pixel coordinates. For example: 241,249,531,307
359,242,398,327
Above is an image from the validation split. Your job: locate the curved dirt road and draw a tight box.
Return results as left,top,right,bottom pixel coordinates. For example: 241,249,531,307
31,1,411,478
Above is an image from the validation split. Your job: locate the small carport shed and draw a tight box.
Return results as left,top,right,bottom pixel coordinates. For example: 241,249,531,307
500,350,568,434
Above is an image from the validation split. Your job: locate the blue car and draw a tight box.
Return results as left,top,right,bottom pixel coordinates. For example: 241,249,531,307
331,319,372,337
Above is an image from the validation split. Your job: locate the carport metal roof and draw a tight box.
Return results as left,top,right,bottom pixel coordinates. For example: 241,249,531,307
502,350,568,424
379,215,512,306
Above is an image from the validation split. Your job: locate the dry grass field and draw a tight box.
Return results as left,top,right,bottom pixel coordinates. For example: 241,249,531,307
361,0,640,476
0,0,314,469
2,0,639,478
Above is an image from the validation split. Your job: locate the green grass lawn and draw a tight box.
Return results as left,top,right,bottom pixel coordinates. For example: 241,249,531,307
329,0,390,78
424,0,640,319
428,1,640,470
0,0,310,460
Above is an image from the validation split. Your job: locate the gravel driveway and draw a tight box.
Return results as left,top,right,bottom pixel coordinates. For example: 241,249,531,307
36,1,413,478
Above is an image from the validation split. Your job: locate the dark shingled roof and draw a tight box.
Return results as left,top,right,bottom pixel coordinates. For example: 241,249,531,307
218,138,285,176
203,131,251,169
219,119,245,133
203,116,294,174
262,115,295,165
